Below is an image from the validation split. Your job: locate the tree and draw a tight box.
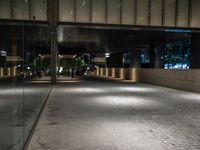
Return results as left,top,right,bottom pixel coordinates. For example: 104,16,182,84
60,57,86,76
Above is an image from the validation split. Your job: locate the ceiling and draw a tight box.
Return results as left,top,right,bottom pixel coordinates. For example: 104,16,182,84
58,25,191,54
0,23,191,55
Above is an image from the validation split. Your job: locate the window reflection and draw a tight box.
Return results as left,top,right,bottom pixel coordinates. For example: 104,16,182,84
0,0,51,150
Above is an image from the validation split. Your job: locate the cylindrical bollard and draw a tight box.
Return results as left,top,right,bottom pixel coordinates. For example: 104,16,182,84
0,67,3,76
6,68,11,76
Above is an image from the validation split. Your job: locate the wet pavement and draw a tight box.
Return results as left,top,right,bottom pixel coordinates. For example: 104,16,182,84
27,77,200,150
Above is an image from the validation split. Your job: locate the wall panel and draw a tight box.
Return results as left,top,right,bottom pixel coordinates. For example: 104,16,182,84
122,0,135,25
12,0,30,20
30,0,47,21
136,0,149,25
76,0,90,23
107,0,121,24
91,0,106,23
0,0,11,19
59,0,75,22
96,68,200,93
150,0,162,26
164,0,176,27
177,0,189,27
191,0,200,28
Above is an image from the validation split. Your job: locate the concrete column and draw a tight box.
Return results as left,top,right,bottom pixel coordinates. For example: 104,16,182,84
149,43,165,69
191,34,200,68
132,50,141,68
154,43,165,68
50,26,58,84
48,0,59,84
149,45,155,68
107,52,123,68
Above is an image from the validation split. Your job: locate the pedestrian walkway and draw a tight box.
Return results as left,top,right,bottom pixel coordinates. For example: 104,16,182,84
27,77,200,150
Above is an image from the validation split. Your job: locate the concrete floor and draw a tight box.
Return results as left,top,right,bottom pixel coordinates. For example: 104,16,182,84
27,77,200,150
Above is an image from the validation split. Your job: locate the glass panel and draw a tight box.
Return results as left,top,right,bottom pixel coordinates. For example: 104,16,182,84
122,0,135,25
177,0,189,27
23,24,51,140
164,40,191,69
0,19,24,150
0,0,11,19
136,0,149,25
30,0,47,21
150,0,162,26
91,0,106,23
59,0,75,22
76,0,91,23
164,0,176,27
13,0,30,20
107,0,121,24
0,0,51,149
191,0,200,28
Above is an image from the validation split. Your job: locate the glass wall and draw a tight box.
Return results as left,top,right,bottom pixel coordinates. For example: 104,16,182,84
164,40,191,69
0,0,51,150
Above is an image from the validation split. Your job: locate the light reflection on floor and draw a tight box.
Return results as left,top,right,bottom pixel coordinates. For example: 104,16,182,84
27,77,200,150
95,95,161,108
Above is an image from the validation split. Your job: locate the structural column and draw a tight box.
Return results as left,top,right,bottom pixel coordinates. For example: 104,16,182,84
132,50,141,68
152,43,165,68
48,0,59,84
154,43,165,68
149,45,155,68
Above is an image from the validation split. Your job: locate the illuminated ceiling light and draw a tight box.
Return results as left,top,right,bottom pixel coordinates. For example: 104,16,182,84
165,29,191,33
58,80,82,83
59,55,63,58
1,50,7,56
105,53,110,58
